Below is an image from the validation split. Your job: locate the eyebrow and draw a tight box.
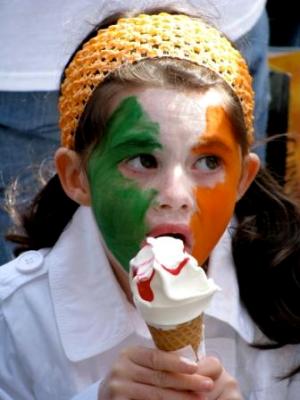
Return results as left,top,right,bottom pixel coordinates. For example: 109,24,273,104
103,95,162,151
110,133,162,151
192,135,234,154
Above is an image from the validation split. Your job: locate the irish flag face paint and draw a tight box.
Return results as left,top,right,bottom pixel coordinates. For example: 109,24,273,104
88,96,160,271
88,87,244,271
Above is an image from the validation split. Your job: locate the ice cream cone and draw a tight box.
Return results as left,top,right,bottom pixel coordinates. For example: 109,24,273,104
130,237,219,360
147,314,203,356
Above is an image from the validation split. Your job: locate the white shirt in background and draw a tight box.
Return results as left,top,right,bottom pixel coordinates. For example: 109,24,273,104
0,0,267,91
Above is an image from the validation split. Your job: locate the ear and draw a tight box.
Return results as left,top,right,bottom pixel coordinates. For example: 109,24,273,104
55,147,91,206
237,152,260,200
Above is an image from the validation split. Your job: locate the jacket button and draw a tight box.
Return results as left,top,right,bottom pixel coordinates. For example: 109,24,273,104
16,251,44,274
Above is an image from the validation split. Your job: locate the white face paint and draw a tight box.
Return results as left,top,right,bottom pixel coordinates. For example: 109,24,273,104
128,87,227,194
117,86,245,263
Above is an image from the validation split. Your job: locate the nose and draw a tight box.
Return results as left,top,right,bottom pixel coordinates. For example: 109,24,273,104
155,166,194,212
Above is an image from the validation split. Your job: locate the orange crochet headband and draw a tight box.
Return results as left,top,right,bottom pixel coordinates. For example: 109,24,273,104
59,12,254,149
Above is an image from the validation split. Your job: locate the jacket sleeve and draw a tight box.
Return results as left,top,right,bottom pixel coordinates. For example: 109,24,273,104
0,309,35,400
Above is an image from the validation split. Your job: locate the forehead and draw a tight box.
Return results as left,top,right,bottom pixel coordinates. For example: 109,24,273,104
108,86,232,137
137,87,226,119
109,86,227,119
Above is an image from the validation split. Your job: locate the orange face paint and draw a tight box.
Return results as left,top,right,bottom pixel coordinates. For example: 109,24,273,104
190,106,242,264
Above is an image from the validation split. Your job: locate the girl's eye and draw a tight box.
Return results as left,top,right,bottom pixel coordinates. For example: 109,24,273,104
126,154,158,170
194,155,221,171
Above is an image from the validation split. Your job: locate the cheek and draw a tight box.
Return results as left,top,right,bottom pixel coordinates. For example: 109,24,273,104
190,172,240,264
90,171,156,271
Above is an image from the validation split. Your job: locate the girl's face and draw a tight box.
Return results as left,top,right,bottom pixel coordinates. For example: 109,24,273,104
88,87,254,271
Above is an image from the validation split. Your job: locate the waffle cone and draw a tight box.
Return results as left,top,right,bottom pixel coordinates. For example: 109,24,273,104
148,314,203,355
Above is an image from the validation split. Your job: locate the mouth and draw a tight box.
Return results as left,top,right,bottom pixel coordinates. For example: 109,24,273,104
147,224,192,251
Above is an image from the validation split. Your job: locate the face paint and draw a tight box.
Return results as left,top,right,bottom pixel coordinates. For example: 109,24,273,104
88,87,244,273
132,88,243,267
88,96,161,271
190,106,242,264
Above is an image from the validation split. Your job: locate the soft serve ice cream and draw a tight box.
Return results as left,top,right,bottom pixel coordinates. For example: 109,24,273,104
130,236,219,355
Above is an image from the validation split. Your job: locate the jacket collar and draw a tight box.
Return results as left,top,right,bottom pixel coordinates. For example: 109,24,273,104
47,207,260,362
47,206,137,362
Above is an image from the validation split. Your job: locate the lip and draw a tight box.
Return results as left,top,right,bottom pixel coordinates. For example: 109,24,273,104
147,224,193,251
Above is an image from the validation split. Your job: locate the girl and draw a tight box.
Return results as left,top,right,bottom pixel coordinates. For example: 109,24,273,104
1,9,299,400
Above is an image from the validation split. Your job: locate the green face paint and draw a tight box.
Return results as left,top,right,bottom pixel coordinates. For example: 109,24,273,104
88,96,161,271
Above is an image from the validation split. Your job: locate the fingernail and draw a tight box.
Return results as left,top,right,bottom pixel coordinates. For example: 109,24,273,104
180,356,198,367
202,379,213,390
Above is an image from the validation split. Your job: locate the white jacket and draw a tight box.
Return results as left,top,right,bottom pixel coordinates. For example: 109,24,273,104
0,206,299,399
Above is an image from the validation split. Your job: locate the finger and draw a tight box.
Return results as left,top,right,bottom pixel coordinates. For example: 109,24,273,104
110,354,213,393
109,379,207,400
212,386,242,400
196,356,223,381
205,370,242,400
217,392,242,400
123,346,198,374
129,362,213,392
113,397,129,400
98,378,130,400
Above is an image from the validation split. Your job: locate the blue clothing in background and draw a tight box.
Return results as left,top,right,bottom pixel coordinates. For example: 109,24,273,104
0,92,59,264
236,9,270,161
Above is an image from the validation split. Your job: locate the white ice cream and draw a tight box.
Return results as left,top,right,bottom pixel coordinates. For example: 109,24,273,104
130,236,220,327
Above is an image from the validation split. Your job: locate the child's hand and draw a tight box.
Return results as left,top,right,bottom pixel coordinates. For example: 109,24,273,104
99,346,214,399
196,356,243,400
